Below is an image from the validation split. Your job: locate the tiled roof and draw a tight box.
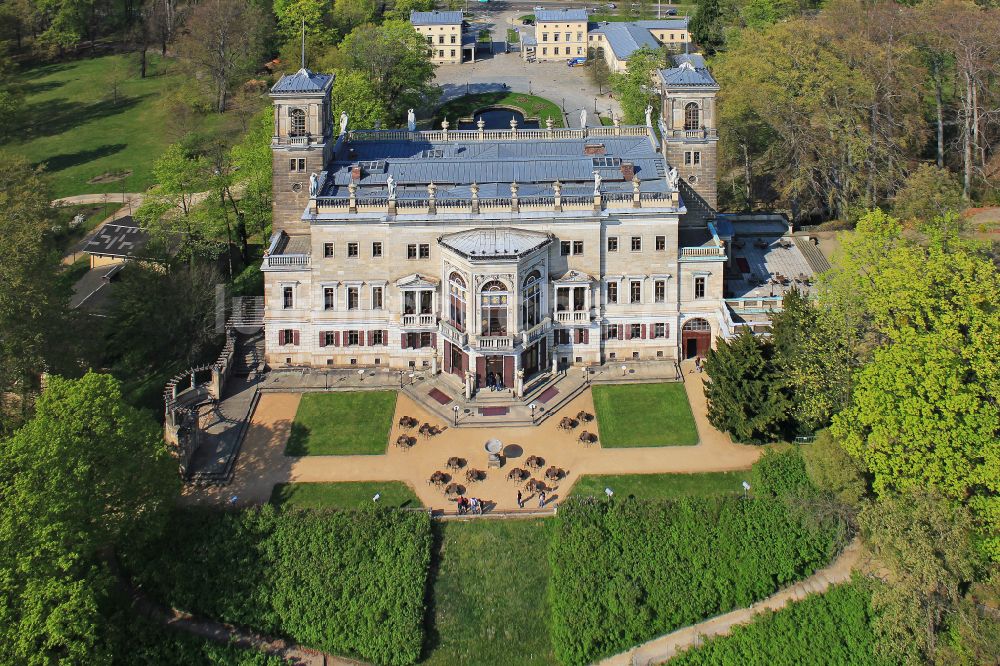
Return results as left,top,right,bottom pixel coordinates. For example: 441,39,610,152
659,54,717,87
536,8,588,22
323,134,671,200
86,217,149,258
270,68,334,94
589,19,690,61
410,10,463,25
439,228,551,259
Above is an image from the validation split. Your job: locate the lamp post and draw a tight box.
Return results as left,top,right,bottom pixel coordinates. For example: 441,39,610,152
453,404,460,426
358,368,365,382
409,372,415,386
621,364,627,377
399,370,404,388
594,97,598,113
742,481,751,499
604,487,614,499
530,402,537,420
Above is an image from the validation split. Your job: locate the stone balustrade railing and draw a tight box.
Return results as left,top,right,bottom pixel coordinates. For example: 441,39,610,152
679,245,727,259
313,190,680,215
346,125,651,143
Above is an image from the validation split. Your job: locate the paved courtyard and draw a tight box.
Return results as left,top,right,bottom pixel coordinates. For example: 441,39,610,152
182,364,761,512
432,12,620,128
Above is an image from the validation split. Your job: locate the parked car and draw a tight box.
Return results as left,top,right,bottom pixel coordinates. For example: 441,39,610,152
665,7,678,14
607,2,616,7
568,57,587,66
522,18,534,24
534,5,544,10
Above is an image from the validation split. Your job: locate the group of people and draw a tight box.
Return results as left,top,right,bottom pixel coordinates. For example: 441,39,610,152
515,489,546,509
456,496,484,515
483,371,505,392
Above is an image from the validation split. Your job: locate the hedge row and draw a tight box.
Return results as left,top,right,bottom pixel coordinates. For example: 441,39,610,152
547,491,847,665
123,505,432,666
669,580,889,666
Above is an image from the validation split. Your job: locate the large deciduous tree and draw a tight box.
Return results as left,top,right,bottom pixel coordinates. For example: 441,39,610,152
176,0,268,113
0,155,72,434
609,48,661,126
329,69,389,130
0,372,177,663
829,210,1000,559
339,20,436,124
860,490,979,663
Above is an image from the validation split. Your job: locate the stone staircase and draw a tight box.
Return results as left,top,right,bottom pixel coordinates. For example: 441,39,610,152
678,179,716,226
793,235,832,274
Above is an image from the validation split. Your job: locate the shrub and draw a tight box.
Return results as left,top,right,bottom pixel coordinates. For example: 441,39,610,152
123,505,432,666
670,579,888,665
547,493,847,665
751,446,813,498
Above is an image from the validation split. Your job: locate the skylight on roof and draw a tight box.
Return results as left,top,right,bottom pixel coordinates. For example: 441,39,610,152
593,157,622,168
422,149,445,159
358,160,386,172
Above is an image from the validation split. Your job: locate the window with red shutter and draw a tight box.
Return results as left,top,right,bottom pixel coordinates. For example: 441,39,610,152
641,324,647,339
319,331,327,347
382,330,388,346
401,333,408,349
292,330,300,346
618,324,624,339
582,329,589,344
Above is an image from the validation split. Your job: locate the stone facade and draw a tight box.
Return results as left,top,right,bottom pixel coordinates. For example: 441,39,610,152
263,66,729,393
411,11,464,64
536,10,588,61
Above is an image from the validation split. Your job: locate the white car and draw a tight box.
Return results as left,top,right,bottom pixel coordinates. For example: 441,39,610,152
534,5,544,10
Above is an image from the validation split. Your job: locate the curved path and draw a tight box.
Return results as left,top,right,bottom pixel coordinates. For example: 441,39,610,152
182,366,762,510
597,538,863,666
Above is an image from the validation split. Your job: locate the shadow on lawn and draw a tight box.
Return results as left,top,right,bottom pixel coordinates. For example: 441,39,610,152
40,143,127,173
15,94,148,140
283,421,310,457
420,521,447,660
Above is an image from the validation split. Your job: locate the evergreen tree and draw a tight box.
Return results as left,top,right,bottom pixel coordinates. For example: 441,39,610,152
703,329,790,443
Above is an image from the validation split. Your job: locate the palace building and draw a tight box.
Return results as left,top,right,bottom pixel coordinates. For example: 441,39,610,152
261,63,817,397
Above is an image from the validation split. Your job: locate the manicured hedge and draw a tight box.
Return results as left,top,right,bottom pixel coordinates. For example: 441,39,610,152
669,580,888,666
124,505,432,666
547,493,847,665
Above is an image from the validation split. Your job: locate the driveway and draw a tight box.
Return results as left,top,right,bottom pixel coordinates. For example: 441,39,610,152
433,11,620,128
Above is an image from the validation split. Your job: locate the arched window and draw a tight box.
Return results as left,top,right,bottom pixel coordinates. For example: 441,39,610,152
521,270,542,329
289,108,306,137
480,280,509,337
684,102,700,131
682,318,711,331
448,272,467,333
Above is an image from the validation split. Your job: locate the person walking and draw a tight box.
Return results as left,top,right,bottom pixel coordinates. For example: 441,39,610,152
516,490,523,509
538,490,546,508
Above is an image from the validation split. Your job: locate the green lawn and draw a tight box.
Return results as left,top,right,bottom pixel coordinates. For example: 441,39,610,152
284,391,397,455
9,53,232,198
270,481,422,509
435,92,565,127
570,471,748,500
592,383,698,447
423,519,556,665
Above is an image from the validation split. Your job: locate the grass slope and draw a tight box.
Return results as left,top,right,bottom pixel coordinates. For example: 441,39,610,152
285,391,397,456
423,520,556,666
270,481,422,509
570,471,748,500
9,54,230,198
591,383,698,447
435,92,565,127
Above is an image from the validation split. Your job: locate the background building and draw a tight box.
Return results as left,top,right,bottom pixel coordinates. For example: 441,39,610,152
534,9,589,61
588,19,690,73
410,10,466,64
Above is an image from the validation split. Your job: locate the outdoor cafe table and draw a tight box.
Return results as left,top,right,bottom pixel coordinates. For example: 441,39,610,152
526,455,544,470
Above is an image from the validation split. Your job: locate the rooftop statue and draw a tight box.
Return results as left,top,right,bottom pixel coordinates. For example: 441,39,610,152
645,105,653,127
340,111,348,135
309,172,319,196
593,170,602,195
386,174,396,198
667,166,679,190
580,108,587,128
407,108,416,132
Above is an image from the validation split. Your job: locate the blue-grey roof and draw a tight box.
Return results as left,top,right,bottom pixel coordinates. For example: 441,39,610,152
536,8,588,22
410,10,463,25
589,19,689,60
323,133,670,200
271,68,334,94
659,54,717,87
440,228,551,259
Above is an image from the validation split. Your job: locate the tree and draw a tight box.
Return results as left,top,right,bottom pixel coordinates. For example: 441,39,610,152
860,490,979,663
109,262,225,375
588,49,611,95
702,329,790,443
770,288,858,433
329,69,388,130
609,47,661,125
333,0,380,36
176,0,268,113
0,155,73,434
229,107,274,262
0,372,177,664
385,0,435,21
690,0,725,53
339,20,437,123
829,211,1000,559
272,0,332,45
893,162,965,225
801,430,867,509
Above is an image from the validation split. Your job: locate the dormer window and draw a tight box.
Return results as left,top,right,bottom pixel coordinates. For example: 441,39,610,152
289,108,306,137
